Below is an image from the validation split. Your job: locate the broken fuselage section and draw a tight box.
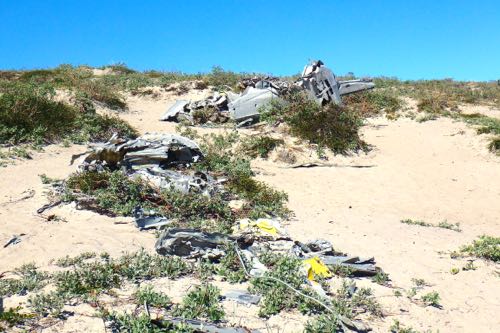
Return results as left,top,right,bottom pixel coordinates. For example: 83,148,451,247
161,60,375,125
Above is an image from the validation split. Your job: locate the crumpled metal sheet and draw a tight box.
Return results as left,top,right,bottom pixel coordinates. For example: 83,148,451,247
83,133,203,169
228,84,280,122
296,60,342,105
134,207,171,230
159,100,189,121
297,60,374,106
155,228,229,258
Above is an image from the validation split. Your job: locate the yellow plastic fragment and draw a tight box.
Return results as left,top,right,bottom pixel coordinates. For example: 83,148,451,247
303,257,332,281
237,218,279,236
254,219,278,236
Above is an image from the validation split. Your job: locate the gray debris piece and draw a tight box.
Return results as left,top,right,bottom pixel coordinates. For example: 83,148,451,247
297,60,342,105
297,60,375,106
228,83,280,122
83,133,203,169
338,79,375,96
3,234,25,248
224,290,261,305
134,208,171,230
320,255,378,276
159,100,189,121
155,228,229,258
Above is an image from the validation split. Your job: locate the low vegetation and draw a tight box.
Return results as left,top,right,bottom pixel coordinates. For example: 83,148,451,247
261,92,369,154
401,218,462,232
457,235,500,262
0,81,136,145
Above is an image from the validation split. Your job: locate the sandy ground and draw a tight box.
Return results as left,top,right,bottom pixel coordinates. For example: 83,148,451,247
1,89,499,332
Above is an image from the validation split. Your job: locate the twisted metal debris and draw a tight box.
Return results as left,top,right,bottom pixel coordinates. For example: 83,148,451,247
161,60,375,125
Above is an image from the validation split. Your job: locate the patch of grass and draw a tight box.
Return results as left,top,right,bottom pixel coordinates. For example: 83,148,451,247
250,255,315,317
0,306,34,329
459,235,500,262
401,219,461,232
215,243,247,283
401,219,432,227
0,263,49,297
390,320,419,333
173,284,225,322
304,314,343,333
107,313,194,333
462,261,476,271
343,89,403,116
28,291,66,317
411,278,429,288
55,252,97,267
421,291,441,308
241,135,284,158
371,271,390,285
206,66,243,91
0,81,136,145
489,137,500,154
135,285,171,308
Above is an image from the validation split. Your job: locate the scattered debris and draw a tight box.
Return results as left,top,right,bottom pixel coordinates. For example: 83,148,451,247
134,208,171,230
297,60,374,105
155,228,230,259
162,60,375,126
3,234,26,248
223,290,261,305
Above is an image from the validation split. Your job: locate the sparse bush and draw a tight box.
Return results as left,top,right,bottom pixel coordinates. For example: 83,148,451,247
459,235,500,262
0,263,49,297
0,81,136,144
135,285,171,308
28,291,66,317
421,291,441,308
304,314,342,333
242,135,284,158
173,284,225,322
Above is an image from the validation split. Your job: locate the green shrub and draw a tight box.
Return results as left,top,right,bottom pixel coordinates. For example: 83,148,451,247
459,235,500,262
0,81,136,144
135,285,171,308
242,135,284,158
173,284,225,322
262,92,368,154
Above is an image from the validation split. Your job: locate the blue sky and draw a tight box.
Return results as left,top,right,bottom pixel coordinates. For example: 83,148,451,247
0,1,499,81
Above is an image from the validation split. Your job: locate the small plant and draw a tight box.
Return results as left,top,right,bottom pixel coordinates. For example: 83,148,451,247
390,320,419,333
0,263,49,297
411,278,428,288
135,285,171,308
401,219,461,232
107,312,192,333
462,261,476,271
393,290,403,297
55,252,96,267
401,219,431,227
450,267,459,275
173,284,225,322
241,135,284,158
304,314,342,333
0,306,34,329
437,220,461,232
459,235,500,262
421,291,441,308
371,271,390,285
28,291,66,317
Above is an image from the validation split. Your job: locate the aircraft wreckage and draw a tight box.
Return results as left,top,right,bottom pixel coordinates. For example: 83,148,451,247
160,60,375,125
